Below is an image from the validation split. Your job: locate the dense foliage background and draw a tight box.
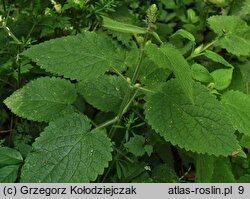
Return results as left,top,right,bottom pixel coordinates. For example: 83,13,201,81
0,0,250,182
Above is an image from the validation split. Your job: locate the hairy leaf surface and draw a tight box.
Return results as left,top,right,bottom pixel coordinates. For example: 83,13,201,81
102,16,147,34
21,113,112,182
211,158,236,182
208,16,250,56
144,80,239,156
77,75,129,112
22,32,123,80
145,43,194,102
238,174,250,183
203,50,233,68
127,57,171,86
239,0,250,17
195,156,235,182
240,135,250,148
221,91,250,136
152,164,179,183
4,77,76,122
195,155,214,182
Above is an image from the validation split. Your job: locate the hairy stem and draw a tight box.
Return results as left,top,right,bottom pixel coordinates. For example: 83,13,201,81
102,41,146,182
186,52,205,61
108,48,145,138
131,48,144,84
95,117,119,130
137,86,155,93
111,66,127,82
121,90,138,115
1,25,22,45
16,46,22,88
187,39,218,61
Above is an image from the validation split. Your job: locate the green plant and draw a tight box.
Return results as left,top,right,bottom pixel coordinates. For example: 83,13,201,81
1,0,250,183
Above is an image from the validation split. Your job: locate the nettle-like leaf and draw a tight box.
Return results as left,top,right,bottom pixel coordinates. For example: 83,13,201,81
21,32,123,80
152,163,179,183
144,79,239,156
195,155,214,182
240,135,250,148
145,43,194,102
239,0,250,17
211,158,236,183
127,57,171,86
195,155,235,182
4,77,76,122
238,174,250,183
77,75,130,113
208,15,250,56
107,29,132,47
21,113,113,182
102,16,147,34
123,43,140,69
221,91,250,136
